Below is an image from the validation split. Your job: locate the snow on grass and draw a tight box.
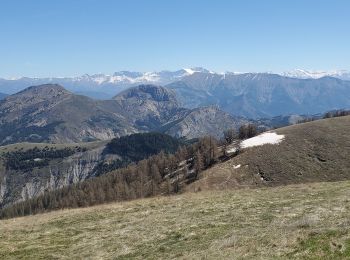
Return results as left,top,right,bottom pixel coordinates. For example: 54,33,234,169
225,132,285,155
226,147,237,154
241,132,285,148
233,164,241,169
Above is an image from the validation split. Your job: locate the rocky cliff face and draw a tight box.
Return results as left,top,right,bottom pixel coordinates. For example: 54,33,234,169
165,106,249,139
0,144,106,207
114,84,184,130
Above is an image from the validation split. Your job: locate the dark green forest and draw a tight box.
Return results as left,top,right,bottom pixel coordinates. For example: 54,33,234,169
95,132,182,176
105,132,181,161
0,136,222,219
4,146,82,171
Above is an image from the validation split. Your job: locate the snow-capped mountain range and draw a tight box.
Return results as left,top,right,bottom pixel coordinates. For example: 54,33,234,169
1,67,350,119
3,67,350,86
69,67,216,85
6,67,212,86
1,67,349,100
281,69,350,80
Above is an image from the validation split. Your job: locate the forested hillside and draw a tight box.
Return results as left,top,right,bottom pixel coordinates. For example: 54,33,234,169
3,115,349,219
0,135,220,218
0,133,182,210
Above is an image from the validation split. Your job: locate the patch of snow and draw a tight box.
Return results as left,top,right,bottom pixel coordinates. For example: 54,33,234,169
183,67,210,75
233,164,241,169
226,147,237,154
183,68,196,75
241,132,285,148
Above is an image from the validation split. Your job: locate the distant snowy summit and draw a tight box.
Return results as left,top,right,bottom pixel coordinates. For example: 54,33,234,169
4,67,350,85
66,68,350,83
76,67,217,85
2,67,350,99
80,68,350,83
281,69,350,80
67,68,210,85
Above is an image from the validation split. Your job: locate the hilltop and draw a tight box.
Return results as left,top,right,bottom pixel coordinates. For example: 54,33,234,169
189,115,350,191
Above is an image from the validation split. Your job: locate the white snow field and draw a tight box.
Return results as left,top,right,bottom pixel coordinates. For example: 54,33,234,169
241,132,285,148
226,132,285,154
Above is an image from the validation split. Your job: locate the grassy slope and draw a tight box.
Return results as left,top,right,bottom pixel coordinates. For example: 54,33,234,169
188,116,350,191
1,180,350,259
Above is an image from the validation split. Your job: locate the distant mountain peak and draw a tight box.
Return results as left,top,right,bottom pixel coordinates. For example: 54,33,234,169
114,84,177,103
183,67,211,75
15,84,71,97
282,69,350,80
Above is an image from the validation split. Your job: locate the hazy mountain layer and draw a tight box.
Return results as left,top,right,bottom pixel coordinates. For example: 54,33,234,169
167,73,350,118
0,84,245,144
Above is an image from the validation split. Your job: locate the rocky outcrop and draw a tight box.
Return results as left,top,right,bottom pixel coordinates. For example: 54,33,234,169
165,106,249,139
114,84,183,130
0,145,105,208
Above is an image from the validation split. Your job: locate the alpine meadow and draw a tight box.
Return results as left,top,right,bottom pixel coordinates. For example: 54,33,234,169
0,0,350,259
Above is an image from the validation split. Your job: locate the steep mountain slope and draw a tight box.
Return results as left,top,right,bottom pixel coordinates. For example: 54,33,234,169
0,141,107,208
0,84,136,144
167,73,350,118
189,116,350,191
163,105,248,139
113,85,186,130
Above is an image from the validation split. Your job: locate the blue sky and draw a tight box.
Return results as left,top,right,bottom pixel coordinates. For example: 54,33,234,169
0,0,349,77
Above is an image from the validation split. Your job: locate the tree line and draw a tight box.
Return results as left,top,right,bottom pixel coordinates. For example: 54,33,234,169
323,109,350,119
0,136,220,219
0,124,259,219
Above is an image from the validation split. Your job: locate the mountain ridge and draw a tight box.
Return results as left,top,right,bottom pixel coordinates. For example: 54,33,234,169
1,68,349,99
167,73,350,118
189,115,350,191
0,84,245,144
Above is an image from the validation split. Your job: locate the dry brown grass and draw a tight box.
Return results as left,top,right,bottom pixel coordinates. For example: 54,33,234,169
1,180,350,259
188,116,350,191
